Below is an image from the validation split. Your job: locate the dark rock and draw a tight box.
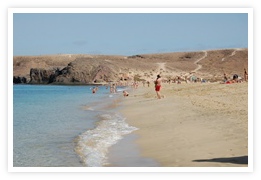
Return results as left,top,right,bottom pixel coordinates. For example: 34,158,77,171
27,58,118,84
127,55,145,59
48,68,62,83
29,68,54,84
13,76,27,84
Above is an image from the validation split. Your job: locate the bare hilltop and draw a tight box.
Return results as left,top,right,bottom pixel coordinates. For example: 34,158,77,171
13,48,248,85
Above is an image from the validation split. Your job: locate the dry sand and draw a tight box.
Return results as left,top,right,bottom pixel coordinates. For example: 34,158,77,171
120,81,248,167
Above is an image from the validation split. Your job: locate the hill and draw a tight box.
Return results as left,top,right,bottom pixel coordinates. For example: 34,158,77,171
13,48,248,84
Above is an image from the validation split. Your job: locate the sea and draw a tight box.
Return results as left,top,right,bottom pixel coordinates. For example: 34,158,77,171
13,84,159,167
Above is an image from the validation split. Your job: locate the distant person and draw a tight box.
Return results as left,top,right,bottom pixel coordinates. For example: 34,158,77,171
223,73,228,82
177,76,181,84
110,83,116,93
244,68,248,81
123,90,129,97
134,81,138,89
233,74,239,82
222,74,239,84
147,81,150,87
154,74,163,99
92,86,98,94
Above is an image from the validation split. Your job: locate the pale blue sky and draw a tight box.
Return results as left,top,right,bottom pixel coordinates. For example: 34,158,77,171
13,13,248,56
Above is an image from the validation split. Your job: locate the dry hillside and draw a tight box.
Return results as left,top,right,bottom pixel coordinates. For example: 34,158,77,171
13,48,248,84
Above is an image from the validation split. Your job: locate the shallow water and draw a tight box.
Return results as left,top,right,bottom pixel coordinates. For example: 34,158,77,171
13,84,158,167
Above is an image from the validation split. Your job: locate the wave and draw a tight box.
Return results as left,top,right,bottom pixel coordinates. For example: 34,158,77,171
74,113,138,167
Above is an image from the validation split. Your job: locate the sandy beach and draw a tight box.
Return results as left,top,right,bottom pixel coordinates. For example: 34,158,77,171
120,81,248,167
12,48,249,168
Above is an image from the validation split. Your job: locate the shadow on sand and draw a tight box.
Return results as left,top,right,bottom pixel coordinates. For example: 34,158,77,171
193,156,248,165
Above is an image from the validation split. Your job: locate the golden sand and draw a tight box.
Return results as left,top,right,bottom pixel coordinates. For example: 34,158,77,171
120,82,248,167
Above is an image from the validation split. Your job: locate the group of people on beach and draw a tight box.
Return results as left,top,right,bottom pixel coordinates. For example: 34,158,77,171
120,74,164,99
91,67,248,99
222,68,248,84
124,74,164,99
90,74,164,100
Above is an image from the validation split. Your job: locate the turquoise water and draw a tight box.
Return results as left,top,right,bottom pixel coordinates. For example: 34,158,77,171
13,84,159,167
13,85,135,167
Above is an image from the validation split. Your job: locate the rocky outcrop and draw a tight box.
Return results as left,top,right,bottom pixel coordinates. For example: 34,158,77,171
27,57,120,84
127,54,145,59
13,76,27,84
29,68,55,84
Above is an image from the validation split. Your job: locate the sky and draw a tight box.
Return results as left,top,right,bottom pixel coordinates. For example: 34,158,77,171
12,11,249,56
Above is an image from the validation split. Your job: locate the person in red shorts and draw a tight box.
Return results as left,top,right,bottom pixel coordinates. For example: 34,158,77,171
154,74,163,99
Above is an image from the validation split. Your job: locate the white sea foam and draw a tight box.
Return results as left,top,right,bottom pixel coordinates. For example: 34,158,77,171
74,113,138,167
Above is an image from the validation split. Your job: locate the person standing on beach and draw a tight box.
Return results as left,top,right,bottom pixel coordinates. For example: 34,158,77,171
110,83,117,93
223,73,228,82
147,81,150,87
244,68,248,82
154,74,163,99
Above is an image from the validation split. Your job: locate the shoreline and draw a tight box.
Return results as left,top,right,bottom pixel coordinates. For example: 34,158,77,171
105,87,160,167
76,85,152,167
120,82,248,167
